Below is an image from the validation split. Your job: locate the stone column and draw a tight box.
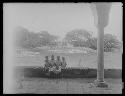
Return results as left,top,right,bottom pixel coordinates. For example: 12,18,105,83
90,3,112,87
94,25,108,87
97,25,104,83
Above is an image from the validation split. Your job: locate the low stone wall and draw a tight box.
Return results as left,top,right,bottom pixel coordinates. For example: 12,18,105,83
14,66,122,78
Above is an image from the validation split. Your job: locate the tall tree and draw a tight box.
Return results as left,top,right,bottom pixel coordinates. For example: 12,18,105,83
104,34,122,52
14,26,30,48
38,31,58,46
64,29,92,47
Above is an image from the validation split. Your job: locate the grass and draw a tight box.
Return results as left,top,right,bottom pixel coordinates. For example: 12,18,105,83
15,47,122,69
13,77,122,94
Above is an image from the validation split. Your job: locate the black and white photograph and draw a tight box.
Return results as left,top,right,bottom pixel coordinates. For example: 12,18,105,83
3,2,123,94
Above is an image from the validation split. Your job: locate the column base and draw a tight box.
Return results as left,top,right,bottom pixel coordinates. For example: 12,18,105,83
94,80,108,88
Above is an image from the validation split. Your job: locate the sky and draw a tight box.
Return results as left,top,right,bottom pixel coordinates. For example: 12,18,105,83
4,3,123,41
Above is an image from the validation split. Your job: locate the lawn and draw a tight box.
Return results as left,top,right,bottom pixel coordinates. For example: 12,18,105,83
13,77,122,94
15,47,122,69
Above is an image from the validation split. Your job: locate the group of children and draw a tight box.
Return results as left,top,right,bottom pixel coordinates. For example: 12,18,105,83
44,55,67,73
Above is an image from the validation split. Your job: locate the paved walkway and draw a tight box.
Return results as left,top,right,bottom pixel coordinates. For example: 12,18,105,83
13,78,122,94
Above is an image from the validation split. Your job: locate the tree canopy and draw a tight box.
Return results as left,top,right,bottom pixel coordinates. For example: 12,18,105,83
14,27,59,48
64,29,92,47
14,27,122,52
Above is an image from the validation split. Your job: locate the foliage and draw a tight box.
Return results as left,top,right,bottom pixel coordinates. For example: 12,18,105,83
64,29,122,52
104,34,122,52
14,27,59,48
15,27,122,52
14,26,30,48
86,37,97,50
86,34,122,52
64,29,92,47
38,31,58,47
